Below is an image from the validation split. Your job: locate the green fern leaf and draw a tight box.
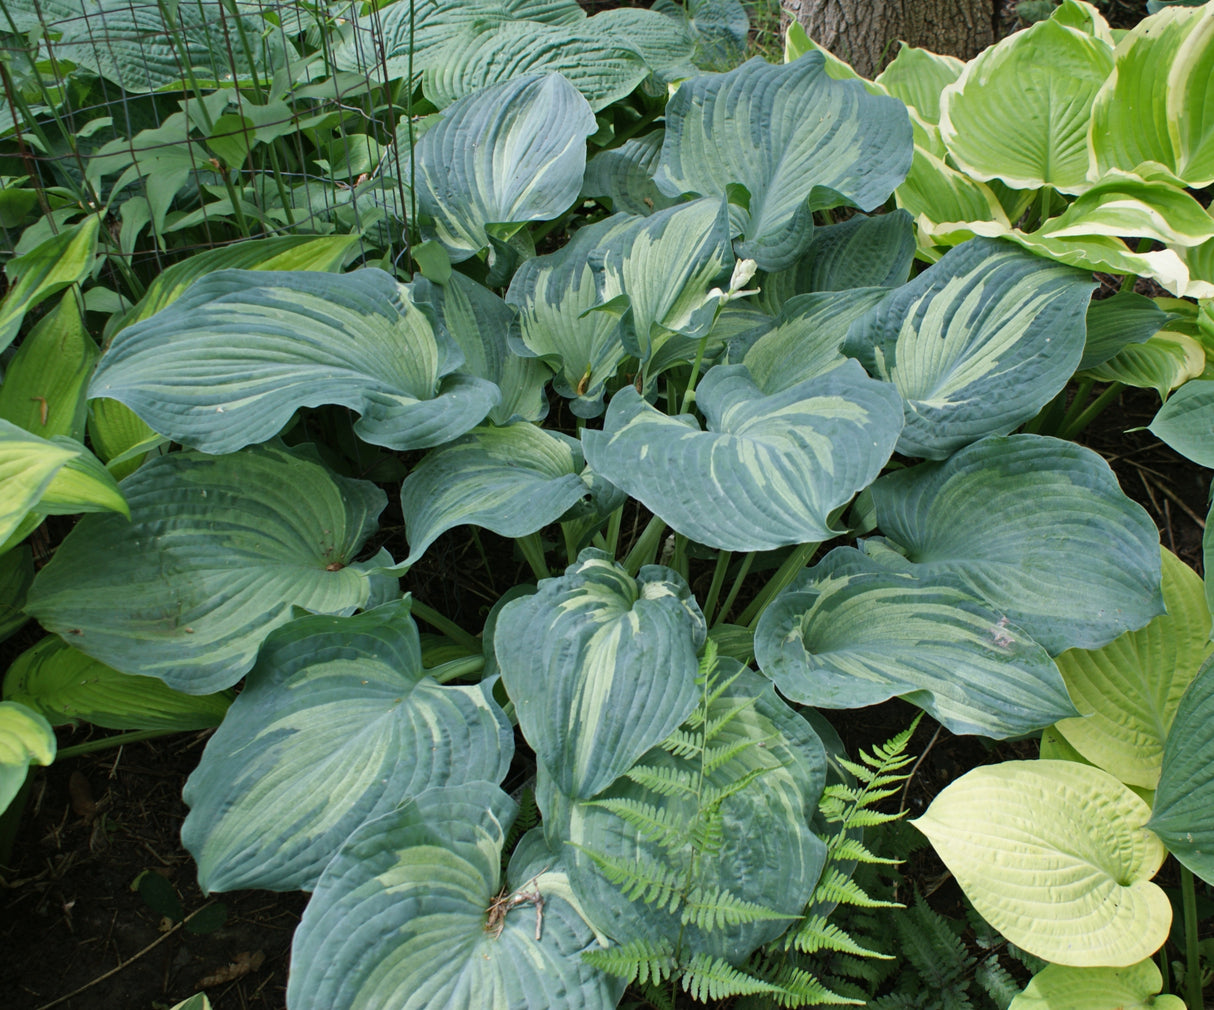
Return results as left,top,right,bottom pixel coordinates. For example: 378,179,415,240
681,883,796,931
660,728,702,759
573,846,684,912
830,835,901,866
895,893,974,989
975,956,1021,1008
816,866,902,909
587,797,687,851
581,937,676,985
681,953,782,1001
622,763,700,798
788,914,893,958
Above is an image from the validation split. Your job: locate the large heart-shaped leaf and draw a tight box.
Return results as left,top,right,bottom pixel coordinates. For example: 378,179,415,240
495,550,706,799
182,602,513,892
89,269,498,455
868,434,1164,654
0,701,55,816
873,44,965,124
1009,960,1185,1010
844,238,1094,459
583,361,904,551
25,445,392,694
655,55,912,271
913,760,1171,966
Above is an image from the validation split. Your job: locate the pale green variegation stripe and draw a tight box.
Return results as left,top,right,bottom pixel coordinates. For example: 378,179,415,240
90,269,498,454
25,445,390,694
1035,173,1214,245
583,362,903,552
0,420,80,543
182,603,512,893
0,701,55,815
655,55,912,271
1010,961,1185,1010
755,558,1076,738
845,238,1093,459
873,43,964,124
495,551,705,799
870,434,1164,655
913,761,1170,966
289,784,618,1010
1054,549,1212,789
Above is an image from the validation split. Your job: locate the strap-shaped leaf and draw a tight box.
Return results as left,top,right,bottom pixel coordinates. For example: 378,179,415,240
754,549,1077,738
845,238,1094,459
25,445,391,694
1010,960,1185,1010
1148,376,1214,466
582,361,904,551
89,269,498,455
914,760,1170,966
869,434,1163,655
182,602,513,892
0,701,55,816
495,550,706,799
655,55,912,271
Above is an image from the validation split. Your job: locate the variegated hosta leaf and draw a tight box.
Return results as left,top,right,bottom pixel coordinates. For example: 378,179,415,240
1081,291,1170,370
400,424,592,565
940,18,1114,193
873,44,965,125
582,133,678,217
1148,656,1214,884
38,438,128,517
844,237,1094,459
582,361,904,552
288,782,619,1010
1010,960,1185,1010
413,74,597,261
546,664,827,964
754,548,1077,738
913,760,1170,966
25,445,392,695
0,700,55,816
182,602,513,892
1053,549,1212,788
595,7,699,83
1034,173,1214,247
1148,376,1214,466
896,144,1011,240
1083,329,1206,398
89,269,498,454
868,434,1164,655
1050,0,1116,44
0,420,81,543
495,550,706,799
655,55,913,271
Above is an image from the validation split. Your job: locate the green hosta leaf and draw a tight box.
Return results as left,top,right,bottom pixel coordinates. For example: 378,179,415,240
0,701,55,816
686,0,750,71
1149,376,1214,466
1034,173,1214,247
869,434,1164,654
1050,0,1116,45
182,602,512,892
913,760,1170,966
495,550,706,799
1083,329,1205,398
1009,960,1185,1010
896,144,1010,241
1148,656,1214,884
288,782,619,1010
38,439,128,517
754,548,1077,738
582,133,678,217
1081,291,1170,370
25,444,390,695
940,18,1113,193
873,44,964,124
655,55,912,271
0,546,33,644
0,420,79,544
89,269,499,454
582,361,904,552
1053,549,1211,788
400,424,591,565
3,635,229,732
414,74,597,261
845,238,1094,459
87,398,158,480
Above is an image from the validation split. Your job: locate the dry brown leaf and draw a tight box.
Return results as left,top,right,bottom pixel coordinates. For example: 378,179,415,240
68,771,97,822
197,949,265,988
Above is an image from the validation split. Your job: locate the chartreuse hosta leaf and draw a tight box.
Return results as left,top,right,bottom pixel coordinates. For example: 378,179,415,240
1053,549,1212,789
869,434,1164,655
25,444,392,695
655,55,912,271
0,701,55,816
873,44,964,125
413,74,597,261
288,782,620,1010
182,601,513,892
913,760,1170,966
1083,328,1206,398
755,548,1076,738
845,238,1094,459
495,550,706,799
1148,657,1214,884
4,636,229,732
1010,960,1185,1010
1148,377,1214,467
89,269,498,455
583,361,903,552
0,421,79,544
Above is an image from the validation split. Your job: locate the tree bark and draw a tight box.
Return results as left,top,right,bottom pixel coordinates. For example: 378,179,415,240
781,0,996,78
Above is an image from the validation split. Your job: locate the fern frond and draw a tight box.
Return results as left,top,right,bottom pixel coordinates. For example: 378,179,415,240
758,961,867,1007
572,847,683,912
788,914,893,958
896,893,974,987
700,765,767,808
681,883,794,931
840,807,906,829
661,728,702,759
829,835,902,867
680,953,783,1002
702,693,762,744
815,866,902,909
701,733,769,776
976,956,1021,1007
586,798,686,851
581,937,676,985
622,763,699,798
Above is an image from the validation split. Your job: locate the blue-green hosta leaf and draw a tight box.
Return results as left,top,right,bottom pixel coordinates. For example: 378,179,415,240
89,269,498,454
754,549,1077,738
288,782,619,1010
414,74,597,261
686,0,750,70
401,424,591,565
595,7,699,82
0,701,55,817
582,133,679,217
655,55,912,271
1148,376,1214,466
182,602,513,892
495,550,706,799
1010,960,1185,1010
4,635,229,732
869,434,1164,654
584,361,903,551
873,44,965,124
0,420,80,543
845,238,1094,459
0,546,32,644
25,445,391,694
1081,291,1170,370
914,760,1170,966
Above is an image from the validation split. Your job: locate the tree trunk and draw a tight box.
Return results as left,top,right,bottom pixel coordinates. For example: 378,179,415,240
781,0,996,78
